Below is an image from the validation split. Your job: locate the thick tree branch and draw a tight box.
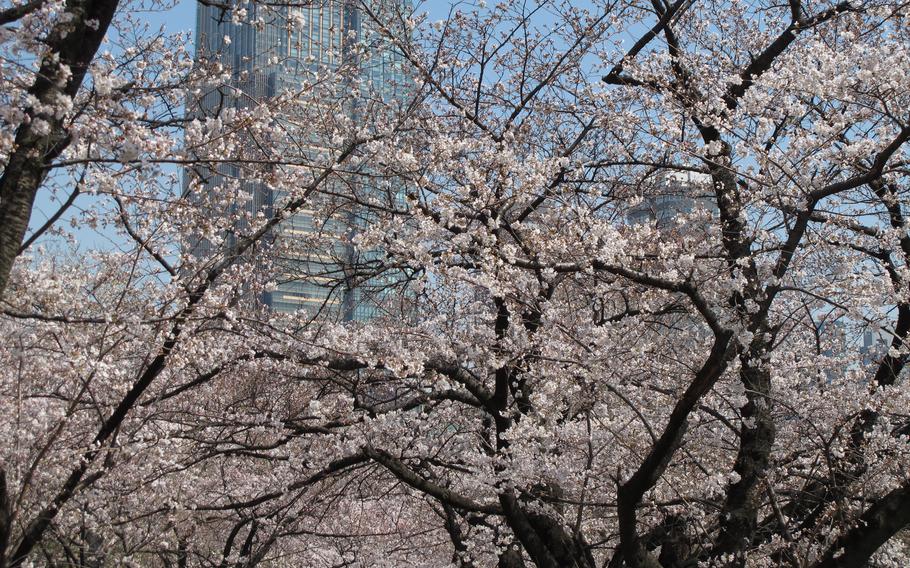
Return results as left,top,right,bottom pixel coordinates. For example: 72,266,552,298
811,482,910,568
617,334,735,568
363,446,502,515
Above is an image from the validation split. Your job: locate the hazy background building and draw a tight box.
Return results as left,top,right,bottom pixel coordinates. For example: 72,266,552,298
626,171,716,227
188,1,409,318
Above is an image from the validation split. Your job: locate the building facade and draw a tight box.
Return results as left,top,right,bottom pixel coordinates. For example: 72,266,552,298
626,171,716,227
190,1,409,319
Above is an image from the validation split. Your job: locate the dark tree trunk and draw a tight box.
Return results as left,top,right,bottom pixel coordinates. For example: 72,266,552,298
714,334,777,563
0,0,120,298
812,482,910,568
0,470,11,568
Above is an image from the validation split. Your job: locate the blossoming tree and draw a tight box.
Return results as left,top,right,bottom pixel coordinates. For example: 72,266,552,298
1,0,909,567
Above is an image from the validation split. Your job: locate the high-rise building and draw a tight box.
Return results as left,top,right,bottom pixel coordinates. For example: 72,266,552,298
626,171,716,227
189,1,409,319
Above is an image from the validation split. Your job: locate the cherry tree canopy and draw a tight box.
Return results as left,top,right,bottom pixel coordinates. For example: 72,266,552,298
1,0,909,567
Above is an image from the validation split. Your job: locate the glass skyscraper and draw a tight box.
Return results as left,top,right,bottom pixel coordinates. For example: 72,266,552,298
189,1,409,319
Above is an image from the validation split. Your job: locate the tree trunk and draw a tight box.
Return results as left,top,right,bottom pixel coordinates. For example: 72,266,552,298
0,469,11,568
0,0,120,298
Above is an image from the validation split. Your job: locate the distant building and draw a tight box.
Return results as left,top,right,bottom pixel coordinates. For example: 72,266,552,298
627,170,716,227
860,327,889,367
188,1,409,319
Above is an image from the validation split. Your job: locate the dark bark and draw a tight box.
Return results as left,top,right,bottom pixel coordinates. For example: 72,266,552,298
177,538,187,568
0,0,120,298
617,335,735,568
497,547,526,568
218,518,251,568
714,335,777,564
524,508,596,568
442,504,477,568
0,470,11,568
720,2,854,113
364,446,502,515
498,491,562,568
488,295,597,568
0,0,46,25
869,180,910,388
654,515,696,568
811,482,910,568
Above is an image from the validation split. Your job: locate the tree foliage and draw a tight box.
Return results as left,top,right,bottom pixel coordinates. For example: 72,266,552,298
1,0,909,566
